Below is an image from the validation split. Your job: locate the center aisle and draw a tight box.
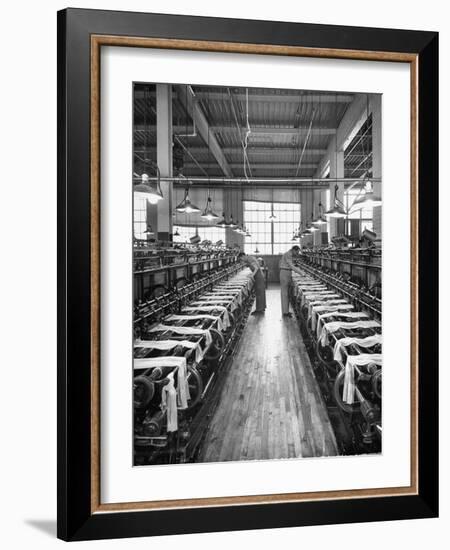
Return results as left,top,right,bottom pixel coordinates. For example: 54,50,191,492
199,285,338,463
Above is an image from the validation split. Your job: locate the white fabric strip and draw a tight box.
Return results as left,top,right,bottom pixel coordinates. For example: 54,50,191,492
320,320,381,346
301,291,339,306
202,293,242,305
316,311,370,339
134,338,204,363
148,324,213,347
161,373,178,432
167,313,224,332
334,334,383,363
343,353,383,404
182,305,230,329
133,356,191,430
190,299,238,312
308,299,348,318
310,303,355,331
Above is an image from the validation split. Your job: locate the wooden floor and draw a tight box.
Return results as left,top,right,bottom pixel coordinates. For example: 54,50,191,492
199,285,338,463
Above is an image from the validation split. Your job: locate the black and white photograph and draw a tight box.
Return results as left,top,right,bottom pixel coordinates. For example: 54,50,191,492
132,82,382,466
0,0,443,546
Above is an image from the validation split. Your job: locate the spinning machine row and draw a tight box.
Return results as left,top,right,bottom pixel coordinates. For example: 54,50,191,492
290,261,382,453
133,259,255,465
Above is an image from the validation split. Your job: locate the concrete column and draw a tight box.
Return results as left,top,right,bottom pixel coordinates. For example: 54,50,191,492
329,136,345,238
370,94,382,239
156,84,173,241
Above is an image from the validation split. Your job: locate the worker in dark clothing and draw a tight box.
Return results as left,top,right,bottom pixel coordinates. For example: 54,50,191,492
238,252,266,315
279,245,303,317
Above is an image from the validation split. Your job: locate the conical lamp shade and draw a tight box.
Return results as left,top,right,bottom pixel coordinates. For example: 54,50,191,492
176,189,200,214
312,216,327,225
201,196,219,220
216,213,228,228
134,173,164,205
352,191,382,210
324,204,346,218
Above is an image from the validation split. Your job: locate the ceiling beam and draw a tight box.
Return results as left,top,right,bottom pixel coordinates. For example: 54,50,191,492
134,124,194,134
134,147,328,156
135,90,354,104
173,85,233,177
197,92,354,103
211,126,336,136
184,162,318,170
134,124,336,136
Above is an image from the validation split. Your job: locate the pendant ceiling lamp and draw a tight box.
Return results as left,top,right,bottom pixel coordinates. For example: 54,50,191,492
134,166,164,205
226,214,237,229
173,227,180,237
175,187,200,214
308,210,319,231
201,194,219,221
201,120,220,221
325,184,346,218
325,110,346,219
312,201,327,225
216,213,228,228
143,224,154,236
352,180,382,210
134,86,164,205
268,188,276,220
324,203,346,218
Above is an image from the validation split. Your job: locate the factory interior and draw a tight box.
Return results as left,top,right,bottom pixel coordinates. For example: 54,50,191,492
133,83,382,466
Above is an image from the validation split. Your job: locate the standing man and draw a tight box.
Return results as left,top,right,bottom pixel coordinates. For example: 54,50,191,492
238,252,266,315
279,245,303,318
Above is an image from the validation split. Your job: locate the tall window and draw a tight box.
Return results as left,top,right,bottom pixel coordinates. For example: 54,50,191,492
243,201,272,254
243,201,301,255
344,188,373,235
173,225,226,244
133,196,147,240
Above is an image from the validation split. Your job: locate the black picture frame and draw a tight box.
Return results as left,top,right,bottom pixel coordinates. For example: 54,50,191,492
57,8,438,541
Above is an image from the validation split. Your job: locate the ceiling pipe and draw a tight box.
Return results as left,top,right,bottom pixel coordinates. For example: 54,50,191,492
133,176,380,184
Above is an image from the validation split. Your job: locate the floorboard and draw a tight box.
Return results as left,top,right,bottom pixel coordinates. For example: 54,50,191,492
199,285,338,463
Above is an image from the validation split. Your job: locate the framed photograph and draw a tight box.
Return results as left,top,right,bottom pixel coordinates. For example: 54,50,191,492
57,8,438,541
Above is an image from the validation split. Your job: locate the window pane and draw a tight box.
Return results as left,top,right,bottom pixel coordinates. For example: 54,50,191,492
133,196,147,240
243,200,301,254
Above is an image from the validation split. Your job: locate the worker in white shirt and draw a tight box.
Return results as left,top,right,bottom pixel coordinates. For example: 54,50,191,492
238,252,266,315
279,245,303,317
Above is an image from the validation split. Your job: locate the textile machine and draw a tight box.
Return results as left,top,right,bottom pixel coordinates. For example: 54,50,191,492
133,247,255,465
290,258,382,453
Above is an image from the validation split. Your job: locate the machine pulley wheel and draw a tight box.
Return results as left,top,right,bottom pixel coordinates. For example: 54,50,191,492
371,369,382,399
333,368,360,414
186,365,204,409
315,339,336,369
133,375,155,410
204,328,225,361
150,285,168,299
